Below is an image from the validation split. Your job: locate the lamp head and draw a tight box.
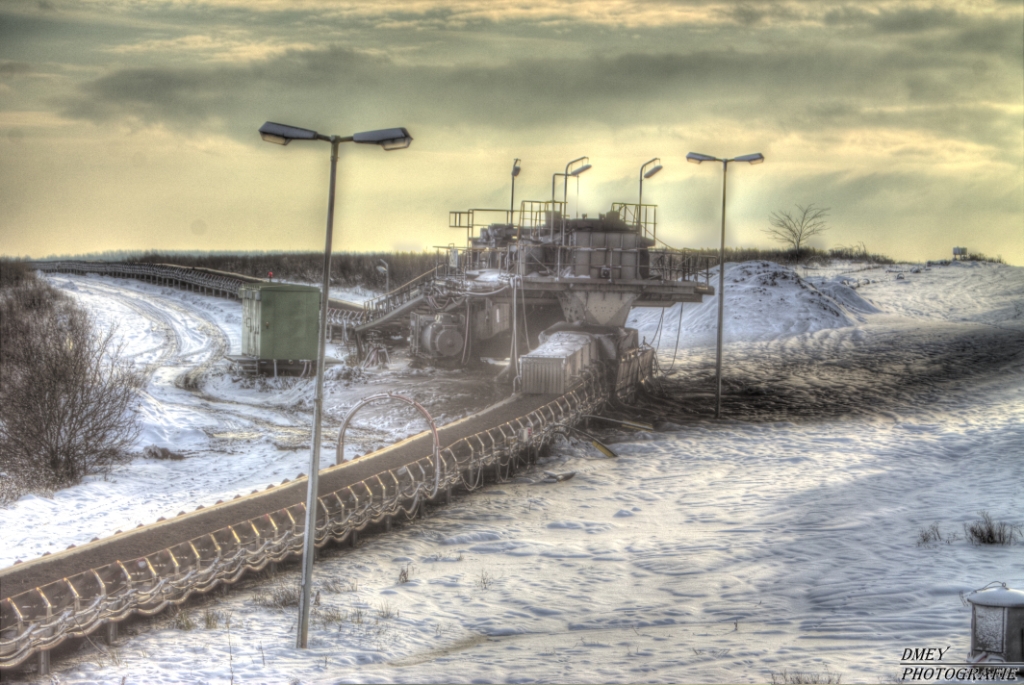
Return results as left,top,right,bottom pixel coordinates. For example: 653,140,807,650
259,122,320,145
734,153,765,164
353,127,413,150
643,164,663,179
512,158,521,177
687,152,717,164
570,163,592,177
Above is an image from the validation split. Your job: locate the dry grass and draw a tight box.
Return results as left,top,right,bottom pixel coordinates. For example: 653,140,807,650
770,667,842,684
310,606,347,629
319,578,358,594
916,523,958,546
376,601,395,619
964,511,1022,546
171,608,196,631
252,586,301,609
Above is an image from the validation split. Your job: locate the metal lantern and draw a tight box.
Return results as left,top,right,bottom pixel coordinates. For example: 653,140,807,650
966,583,1024,663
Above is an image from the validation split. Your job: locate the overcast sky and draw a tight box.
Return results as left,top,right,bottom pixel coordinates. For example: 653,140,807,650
1,0,1021,264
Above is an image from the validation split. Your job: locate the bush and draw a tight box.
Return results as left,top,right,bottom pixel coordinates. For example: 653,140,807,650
964,511,1022,545
0,266,142,501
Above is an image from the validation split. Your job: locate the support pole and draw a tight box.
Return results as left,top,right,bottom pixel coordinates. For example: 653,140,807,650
714,161,728,420
296,138,341,650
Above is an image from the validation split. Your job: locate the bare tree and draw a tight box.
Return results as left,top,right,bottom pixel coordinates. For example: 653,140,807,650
763,204,831,250
1,271,142,498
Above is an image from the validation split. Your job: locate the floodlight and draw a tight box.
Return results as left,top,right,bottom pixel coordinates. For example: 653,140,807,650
353,127,413,150
687,152,717,164
259,122,321,145
643,164,663,179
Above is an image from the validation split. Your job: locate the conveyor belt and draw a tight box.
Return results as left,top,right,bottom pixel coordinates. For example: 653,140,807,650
0,373,607,670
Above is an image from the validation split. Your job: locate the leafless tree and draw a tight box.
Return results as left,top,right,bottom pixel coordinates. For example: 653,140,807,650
763,204,831,250
1,271,142,499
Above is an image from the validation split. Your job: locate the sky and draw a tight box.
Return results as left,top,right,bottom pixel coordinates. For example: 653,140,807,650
0,0,1022,265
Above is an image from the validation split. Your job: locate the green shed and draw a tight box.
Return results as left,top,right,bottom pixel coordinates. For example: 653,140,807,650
240,283,321,361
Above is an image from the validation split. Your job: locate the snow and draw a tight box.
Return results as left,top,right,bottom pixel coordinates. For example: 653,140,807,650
4,260,1024,683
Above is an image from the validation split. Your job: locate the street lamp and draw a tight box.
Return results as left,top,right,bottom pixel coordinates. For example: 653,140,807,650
639,157,662,208
376,259,389,294
686,150,764,419
511,158,521,224
564,156,591,221
549,158,591,265
258,120,412,649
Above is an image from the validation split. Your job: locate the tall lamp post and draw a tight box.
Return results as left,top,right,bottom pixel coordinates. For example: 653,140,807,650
638,157,663,207
511,158,521,223
549,158,591,273
638,157,663,235
686,151,764,419
258,121,412,649
563,156,591,223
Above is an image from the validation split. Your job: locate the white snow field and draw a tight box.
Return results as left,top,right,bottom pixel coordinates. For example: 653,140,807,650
4,260,1023,684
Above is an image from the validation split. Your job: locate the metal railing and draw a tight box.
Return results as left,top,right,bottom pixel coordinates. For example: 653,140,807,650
361,268,436,321
610,202,657,242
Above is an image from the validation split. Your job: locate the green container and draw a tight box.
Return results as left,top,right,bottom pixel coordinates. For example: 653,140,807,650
240,283,321,360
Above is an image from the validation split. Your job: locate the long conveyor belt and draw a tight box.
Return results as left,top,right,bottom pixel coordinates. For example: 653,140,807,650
0,373,607,670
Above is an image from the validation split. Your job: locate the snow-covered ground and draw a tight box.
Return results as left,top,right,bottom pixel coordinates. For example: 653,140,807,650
4,260,1023,684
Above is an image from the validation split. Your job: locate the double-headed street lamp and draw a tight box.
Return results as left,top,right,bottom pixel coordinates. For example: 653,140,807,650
686,151,764,420
258,121,412,649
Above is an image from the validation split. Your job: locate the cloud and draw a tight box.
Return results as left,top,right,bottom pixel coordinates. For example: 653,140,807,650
104,33,318,63
53,34,1022,165
0,61,35,75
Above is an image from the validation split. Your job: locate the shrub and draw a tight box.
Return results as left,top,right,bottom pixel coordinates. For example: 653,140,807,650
0,268,142,501
964,512,1022,546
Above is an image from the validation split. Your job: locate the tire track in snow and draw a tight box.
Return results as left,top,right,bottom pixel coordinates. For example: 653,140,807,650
56,276,314,448
648,320,1024,424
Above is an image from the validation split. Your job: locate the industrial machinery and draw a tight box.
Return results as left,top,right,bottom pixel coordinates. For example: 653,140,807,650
351,194,718,398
